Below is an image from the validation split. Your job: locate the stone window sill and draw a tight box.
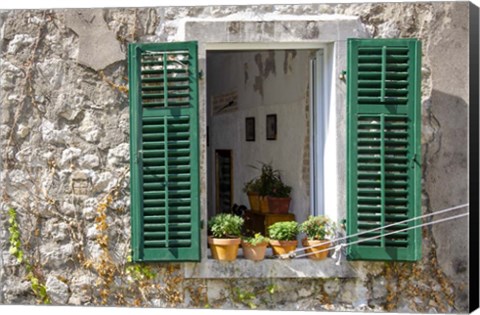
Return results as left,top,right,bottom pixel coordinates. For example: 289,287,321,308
183,249,356,279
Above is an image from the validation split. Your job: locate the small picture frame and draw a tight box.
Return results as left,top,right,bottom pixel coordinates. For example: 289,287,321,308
266,114,277,140
245,117,255,142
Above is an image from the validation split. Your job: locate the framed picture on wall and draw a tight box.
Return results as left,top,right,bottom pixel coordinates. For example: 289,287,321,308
266,114,277,140
245,117,255,141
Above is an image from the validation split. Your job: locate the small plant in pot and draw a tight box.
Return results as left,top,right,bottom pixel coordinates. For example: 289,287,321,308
300,215,335,260
268,221,299,256
264,177,292,214
258,163,292,214
208,214,244,261
241,233,270,261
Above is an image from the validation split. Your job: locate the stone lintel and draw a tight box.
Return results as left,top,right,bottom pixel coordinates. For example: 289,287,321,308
182,17,368,44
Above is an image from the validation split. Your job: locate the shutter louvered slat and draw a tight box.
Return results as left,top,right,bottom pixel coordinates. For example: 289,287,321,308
139,115,193,251
347,39,421,261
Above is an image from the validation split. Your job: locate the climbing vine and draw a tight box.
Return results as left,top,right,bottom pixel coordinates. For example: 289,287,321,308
99,70,129,95
382,228,457,312
229,282,277,309
8,208,51,304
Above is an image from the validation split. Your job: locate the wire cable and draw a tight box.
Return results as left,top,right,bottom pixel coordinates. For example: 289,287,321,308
276,205,469,260
285,203,469,256
290,211,469,260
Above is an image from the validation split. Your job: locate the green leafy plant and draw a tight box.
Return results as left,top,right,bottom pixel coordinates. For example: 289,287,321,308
244,162,292,197
125,262,157,282
300,215,336,240
208,214,244,238
8,208,24,263
268,221,299,241
243,233,269,246
234,288,257,309
242,178,262,194
8,208,50,304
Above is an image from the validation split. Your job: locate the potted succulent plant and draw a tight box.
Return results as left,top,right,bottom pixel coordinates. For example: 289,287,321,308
268,221,299,256
208,213,244,261
241,233,270,261
300,215,335,260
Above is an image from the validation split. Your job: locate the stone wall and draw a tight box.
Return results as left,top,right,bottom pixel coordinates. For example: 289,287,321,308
0,2,471,312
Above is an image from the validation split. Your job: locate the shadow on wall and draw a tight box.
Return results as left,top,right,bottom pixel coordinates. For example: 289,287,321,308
423,89,469,309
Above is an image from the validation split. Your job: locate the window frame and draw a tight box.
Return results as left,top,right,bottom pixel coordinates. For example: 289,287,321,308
129,17,389,273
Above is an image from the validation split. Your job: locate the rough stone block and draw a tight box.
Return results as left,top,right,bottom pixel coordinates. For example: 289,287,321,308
93,171,115,193
46,275,70,305
79,154,100,169
107,143,129,166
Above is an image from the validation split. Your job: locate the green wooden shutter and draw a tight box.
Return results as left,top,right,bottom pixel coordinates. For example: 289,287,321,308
129,41,200,262
346,38,421,261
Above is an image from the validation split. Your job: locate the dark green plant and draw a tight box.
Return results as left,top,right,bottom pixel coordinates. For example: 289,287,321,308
268,221,299,241
208,214,244,238
269,177,292,198
242,233,269,246
242,178,262,194
244,162,292,198
300,215,335,240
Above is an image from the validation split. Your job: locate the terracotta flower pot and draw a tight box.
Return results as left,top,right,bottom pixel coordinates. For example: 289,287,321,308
259,196,269,213
241,241,268,261
267,197,291,214
258,196,291,214
302,238,330,260
247,192,261,212
269,239,298,256
208,236,241,261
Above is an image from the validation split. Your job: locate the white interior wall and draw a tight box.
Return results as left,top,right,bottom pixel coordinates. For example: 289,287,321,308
206,50,312,223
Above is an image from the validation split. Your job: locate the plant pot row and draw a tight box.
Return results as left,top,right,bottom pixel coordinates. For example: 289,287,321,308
208,237,331,261
208,214,336,262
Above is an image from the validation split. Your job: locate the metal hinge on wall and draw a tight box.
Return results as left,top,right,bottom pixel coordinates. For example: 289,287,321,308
135,150,143,164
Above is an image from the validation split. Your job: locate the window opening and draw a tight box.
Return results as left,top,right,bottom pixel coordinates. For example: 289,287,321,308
206,49,324,231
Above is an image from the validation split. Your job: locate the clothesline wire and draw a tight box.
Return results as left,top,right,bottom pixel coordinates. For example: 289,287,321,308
285,203,469,256
273,203,469,259
288,211,468,260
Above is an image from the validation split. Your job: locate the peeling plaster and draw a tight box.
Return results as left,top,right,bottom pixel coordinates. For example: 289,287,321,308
253,53,264,97
64,9,124,71
283,49,297,74
263,50,276,78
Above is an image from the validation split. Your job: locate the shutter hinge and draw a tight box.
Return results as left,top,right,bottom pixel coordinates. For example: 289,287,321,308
136,150,143,164
200,220,205,229
339,70,347,82
410,154,420,168
198,70,204,80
